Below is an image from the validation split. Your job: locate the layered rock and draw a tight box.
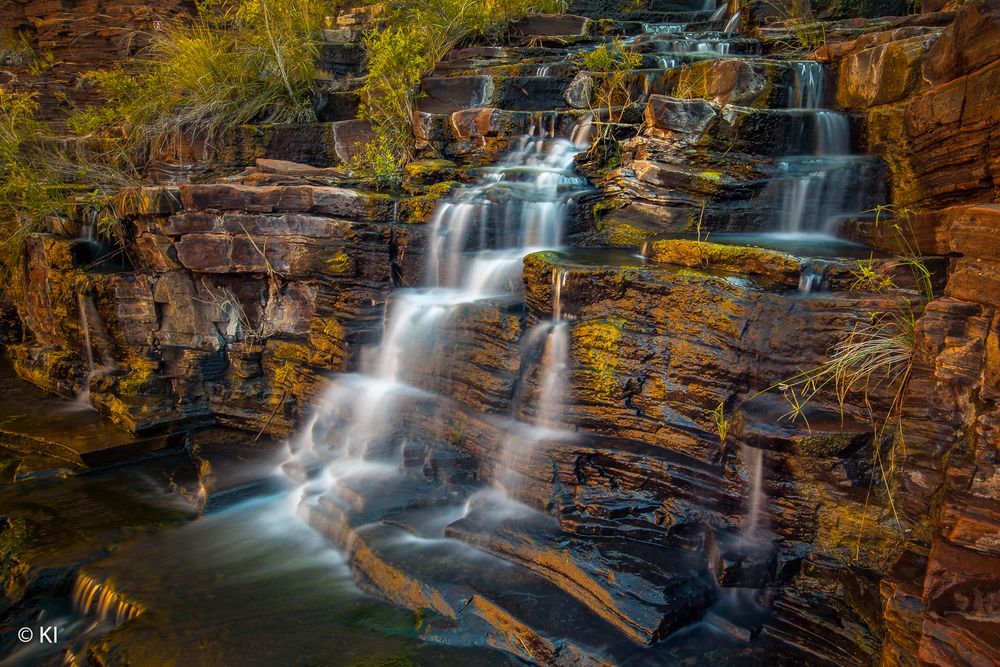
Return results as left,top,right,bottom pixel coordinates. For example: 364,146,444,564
2,2,999,666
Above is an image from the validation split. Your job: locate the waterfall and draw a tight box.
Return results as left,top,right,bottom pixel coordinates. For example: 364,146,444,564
77,292,96,374
798,261,829,293
765,61,881,235
788,61,824,109
427,134,584,289
741,445,765,535
536,268,572,430
283,125,591,520
710,3,728,20
724,11,741,33
815,111,850,155
641,23,686,34
72,573,143,626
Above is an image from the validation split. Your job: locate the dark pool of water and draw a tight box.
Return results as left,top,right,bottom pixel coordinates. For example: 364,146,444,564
0,438,517,667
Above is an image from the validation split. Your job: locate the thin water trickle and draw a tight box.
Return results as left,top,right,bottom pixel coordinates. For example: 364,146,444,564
536,322,569,430
76,293,95,374
741,445,765,535
724,11,741,33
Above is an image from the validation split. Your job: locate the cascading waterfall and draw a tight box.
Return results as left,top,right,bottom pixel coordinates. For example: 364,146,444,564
284,125,590,523
536,268,571,430
788,61,824,109
766,61,882,236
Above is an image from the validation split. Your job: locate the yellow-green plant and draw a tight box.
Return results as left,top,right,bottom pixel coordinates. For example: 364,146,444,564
71,0,332,153
0,91,67,293
620,0,650,13
0,30,36,67
757,204,933,549
349,133,405,191
674,65,710,100
577,39,642,161
355,0,569,183
712,400,730,444
765,0,827,52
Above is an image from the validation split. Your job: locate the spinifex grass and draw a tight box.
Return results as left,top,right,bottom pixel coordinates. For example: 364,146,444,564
756,205,933,560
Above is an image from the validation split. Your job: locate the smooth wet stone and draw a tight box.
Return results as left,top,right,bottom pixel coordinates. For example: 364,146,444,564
644,239,803,285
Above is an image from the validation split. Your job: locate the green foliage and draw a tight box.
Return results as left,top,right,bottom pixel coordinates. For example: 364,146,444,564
356,0,568,181
0,30,36,67
577,39,641,162
712,400,730,444
70,0,331,150
756,204,934,547
350,134,405,191
357,24,430,173
578,38,642,74
0,91,66,286
620,0,650,14
766,0,827,52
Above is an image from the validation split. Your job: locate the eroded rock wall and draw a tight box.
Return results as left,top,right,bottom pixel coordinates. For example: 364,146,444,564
825,2,1000,663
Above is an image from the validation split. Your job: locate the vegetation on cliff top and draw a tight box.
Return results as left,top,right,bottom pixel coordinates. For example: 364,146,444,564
352,0,569,186
70,0,333,147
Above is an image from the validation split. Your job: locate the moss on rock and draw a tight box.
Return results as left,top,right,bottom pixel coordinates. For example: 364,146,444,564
646,239,803,285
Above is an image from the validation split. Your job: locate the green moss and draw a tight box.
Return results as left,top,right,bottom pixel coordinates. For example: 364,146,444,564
400,181,459,223
402,159,459,190
325,250,353,275
573,317,625,403
598,217,649,247
647,239,801,282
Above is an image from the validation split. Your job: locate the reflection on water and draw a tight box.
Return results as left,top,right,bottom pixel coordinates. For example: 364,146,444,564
0,445,516,667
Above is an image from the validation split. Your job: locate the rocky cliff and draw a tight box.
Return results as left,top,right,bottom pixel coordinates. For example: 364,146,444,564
1,0,998,665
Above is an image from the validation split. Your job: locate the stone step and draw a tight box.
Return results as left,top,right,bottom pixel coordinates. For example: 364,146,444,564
305,486,648,664
418,74,573,114
445,490,718,644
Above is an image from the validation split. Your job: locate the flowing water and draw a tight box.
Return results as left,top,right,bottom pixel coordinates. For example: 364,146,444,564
0,15,901,666
283,127,590,525
765,61,883,235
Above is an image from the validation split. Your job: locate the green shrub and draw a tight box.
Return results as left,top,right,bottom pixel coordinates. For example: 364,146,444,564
0,30,36,67
349,134,405,191
71,0,332,151
0,91,64,294
355,0,569,182
576,39,641,161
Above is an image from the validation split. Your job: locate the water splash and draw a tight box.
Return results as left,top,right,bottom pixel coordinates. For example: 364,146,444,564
72,573,143,626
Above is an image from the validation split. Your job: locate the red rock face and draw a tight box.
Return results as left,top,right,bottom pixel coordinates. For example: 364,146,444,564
1,0,196,127
821,2,1000,664
3,0,1000,664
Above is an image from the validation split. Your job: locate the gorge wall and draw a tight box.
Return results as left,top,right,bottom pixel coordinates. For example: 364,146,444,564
1,0,998,665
